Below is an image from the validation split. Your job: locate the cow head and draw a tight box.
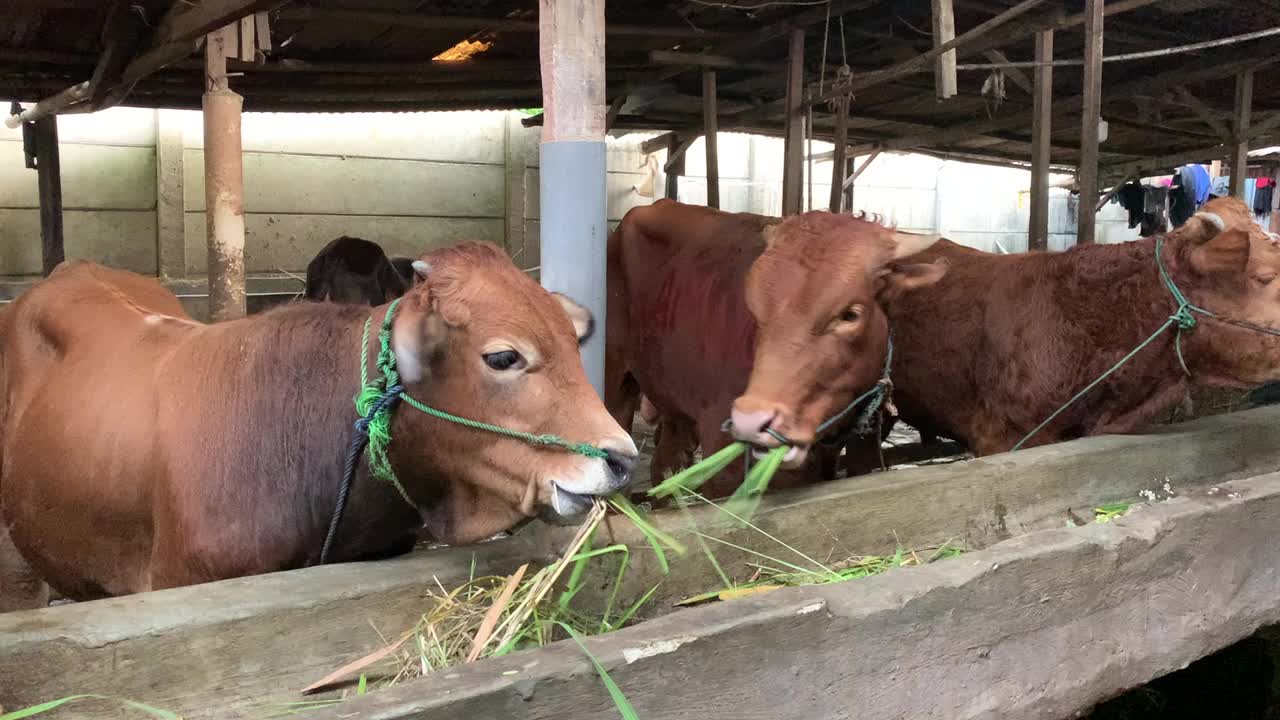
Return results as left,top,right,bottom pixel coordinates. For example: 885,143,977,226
1166,197,1280,387
387,242,637,544
730,212,947,467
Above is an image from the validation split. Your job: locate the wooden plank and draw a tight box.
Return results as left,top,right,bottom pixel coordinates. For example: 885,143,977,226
1229,70,1253,200
539,0,605,143
665,133,684,199
846,50,1278,158
122,0,277,85
816,0,1053,102
238,13,256,63
932,0,958,100
1174,87,1231,142
1028,28,1052,252
702,70,719,210
781,29,804,216
276,6,722,39
841,148,881,191
984,49,1031,93
1076,0,1104,245
648,50,774,72
33,116,63,276
254,11,271,53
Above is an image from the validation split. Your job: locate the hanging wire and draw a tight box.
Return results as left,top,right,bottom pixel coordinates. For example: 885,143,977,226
955,26,1280,70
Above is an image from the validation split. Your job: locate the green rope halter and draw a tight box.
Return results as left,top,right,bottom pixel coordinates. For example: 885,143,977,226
354,298,609,504
1011,235,1213,451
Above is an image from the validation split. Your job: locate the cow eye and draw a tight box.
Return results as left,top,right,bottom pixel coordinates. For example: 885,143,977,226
1253,273,1277,286
483,350,526,372
839,305,864,324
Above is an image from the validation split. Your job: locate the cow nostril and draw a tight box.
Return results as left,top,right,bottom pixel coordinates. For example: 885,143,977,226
730,407,778,437
604,448,636,484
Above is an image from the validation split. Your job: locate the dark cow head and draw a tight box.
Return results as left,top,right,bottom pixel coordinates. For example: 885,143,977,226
305,236,410,305
730,212,946,467
389,242,637,542
1166,197,1280,387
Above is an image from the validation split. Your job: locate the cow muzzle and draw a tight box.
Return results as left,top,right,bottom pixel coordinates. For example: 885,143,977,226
539,435,638,522
729,402,812,469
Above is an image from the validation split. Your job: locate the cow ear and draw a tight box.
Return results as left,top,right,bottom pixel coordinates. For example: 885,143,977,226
392,295,448,385
1188,227,1250,276
876,259,948,303
1175,211,1226,244
552,292,595,345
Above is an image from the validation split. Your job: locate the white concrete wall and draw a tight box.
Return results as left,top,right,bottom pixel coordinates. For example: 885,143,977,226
0,106,1140,285
659,134,1139,252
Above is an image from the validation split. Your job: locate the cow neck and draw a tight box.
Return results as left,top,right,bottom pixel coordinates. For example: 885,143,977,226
1010,235,1211,450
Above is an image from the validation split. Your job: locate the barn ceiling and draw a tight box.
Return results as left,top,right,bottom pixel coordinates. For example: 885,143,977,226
1,0,1278,176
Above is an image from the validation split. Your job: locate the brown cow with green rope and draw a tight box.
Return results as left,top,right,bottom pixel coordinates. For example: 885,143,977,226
0,242,636,611
757,196,1280,465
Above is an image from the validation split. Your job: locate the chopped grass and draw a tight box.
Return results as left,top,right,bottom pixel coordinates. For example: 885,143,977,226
292,497,677,713
0,695,182,720
1094,502,1133,523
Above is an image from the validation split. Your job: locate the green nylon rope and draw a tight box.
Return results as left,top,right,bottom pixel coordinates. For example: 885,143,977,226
1011,236,1213,451
354,299,609,504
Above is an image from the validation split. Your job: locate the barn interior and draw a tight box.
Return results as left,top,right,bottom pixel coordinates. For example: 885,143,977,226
2,1,1280,719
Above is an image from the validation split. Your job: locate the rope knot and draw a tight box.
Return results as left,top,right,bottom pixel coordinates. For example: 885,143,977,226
1171,304,1199,330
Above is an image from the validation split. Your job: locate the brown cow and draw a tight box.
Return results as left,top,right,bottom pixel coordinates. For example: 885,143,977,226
0,242,636,610
747,196,1280,461
607,200,945,497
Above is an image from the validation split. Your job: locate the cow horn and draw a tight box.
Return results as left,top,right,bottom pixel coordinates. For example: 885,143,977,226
411,260,431,280
891,231,941,259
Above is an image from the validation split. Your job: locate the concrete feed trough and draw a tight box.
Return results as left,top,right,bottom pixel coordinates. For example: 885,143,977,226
3,406,1280,719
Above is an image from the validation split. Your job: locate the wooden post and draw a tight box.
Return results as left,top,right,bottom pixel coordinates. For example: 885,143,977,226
33,116,63,276
1229,70,1253,200
203,24,246,322
538,0,607,394
702,69,720,209
781,28,805,216
665,133,684,200
1028,28,1053,251
932,0,957,100
829,95,850,213
1076,0,1103,245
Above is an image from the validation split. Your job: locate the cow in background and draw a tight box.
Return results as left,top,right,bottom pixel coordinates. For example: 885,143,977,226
305,236,416,305
607,200,945,498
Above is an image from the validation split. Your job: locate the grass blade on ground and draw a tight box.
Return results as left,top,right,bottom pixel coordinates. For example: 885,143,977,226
1,696,182,720
555,622,640,720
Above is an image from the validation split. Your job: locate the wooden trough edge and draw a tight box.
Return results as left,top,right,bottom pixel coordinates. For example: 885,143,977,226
316,471,1280,720
3,405,1280,717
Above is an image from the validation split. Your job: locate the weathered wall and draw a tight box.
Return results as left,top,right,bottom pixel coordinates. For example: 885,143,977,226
1,105,1145,294
0,106,158,276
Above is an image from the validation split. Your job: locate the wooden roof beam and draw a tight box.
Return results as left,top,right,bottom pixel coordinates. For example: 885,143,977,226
122,0,282,86
844,53,1280,156
276,6,726,39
